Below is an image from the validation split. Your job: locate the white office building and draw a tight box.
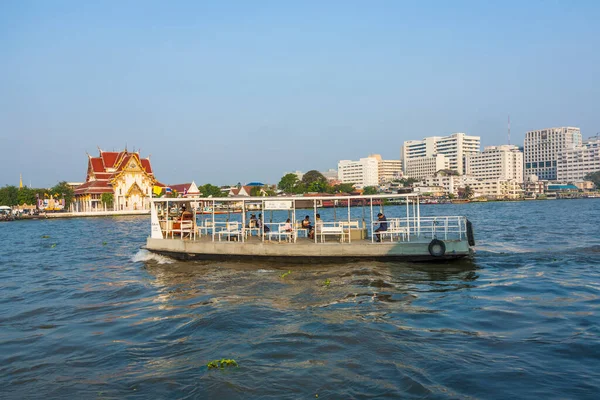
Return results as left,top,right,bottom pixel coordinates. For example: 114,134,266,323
465,145,523,182
524,127,582,180
368,154,403,183
405,154,449,179
557,137,600,182
401,133,481,175
337,157,379,188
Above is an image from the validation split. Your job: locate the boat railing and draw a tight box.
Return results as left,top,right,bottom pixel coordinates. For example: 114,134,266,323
370,216,467,242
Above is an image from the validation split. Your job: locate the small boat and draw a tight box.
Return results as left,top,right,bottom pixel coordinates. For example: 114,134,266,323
145,194,475,262
451,199,470,204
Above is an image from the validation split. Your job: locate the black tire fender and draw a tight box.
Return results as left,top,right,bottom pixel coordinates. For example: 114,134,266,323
428,239,446,257
466,219,475,246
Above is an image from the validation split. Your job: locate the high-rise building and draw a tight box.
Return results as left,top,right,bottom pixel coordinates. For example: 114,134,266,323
401,133,480,175
405,154,449,179
337,158,379,188
524,127,582,180
465,145,523,182
557,137,600,182
368,154,403,183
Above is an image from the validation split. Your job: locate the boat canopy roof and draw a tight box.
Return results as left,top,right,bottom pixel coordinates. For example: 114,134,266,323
150,193,419,203
0,205,11,210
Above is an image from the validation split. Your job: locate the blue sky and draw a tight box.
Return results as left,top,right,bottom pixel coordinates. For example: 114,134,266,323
1,0,599,187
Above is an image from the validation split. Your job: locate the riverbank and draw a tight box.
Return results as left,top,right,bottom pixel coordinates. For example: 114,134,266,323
12,210,150,220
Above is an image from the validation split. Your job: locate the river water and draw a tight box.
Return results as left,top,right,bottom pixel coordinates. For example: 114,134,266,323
1,199,599,399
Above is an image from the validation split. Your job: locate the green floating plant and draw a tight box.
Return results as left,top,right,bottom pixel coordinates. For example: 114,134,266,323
103,241,108,246
51,244,57,248
323,278,331,287
41,235,50,239
280,270,292,279
207,359,239,369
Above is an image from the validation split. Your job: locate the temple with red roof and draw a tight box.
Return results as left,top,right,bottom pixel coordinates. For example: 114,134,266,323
73,149,162,212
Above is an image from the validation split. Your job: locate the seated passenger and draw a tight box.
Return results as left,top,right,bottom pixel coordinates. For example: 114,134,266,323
309,213,322,239
375,212,388,242
282,218,293,232
302,216,312,234
179,205,193,220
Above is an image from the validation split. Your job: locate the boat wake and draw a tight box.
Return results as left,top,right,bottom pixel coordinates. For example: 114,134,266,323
131,249,174,264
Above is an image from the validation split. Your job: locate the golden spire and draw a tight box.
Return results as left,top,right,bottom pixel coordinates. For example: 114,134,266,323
19,174,23,189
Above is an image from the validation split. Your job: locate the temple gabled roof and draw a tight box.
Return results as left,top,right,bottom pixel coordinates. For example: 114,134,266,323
75,149,161,195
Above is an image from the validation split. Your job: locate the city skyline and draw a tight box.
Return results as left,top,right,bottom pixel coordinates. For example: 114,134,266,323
1,1,600,187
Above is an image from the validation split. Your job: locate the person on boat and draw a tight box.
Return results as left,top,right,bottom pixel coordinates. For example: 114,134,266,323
258,214,270,233
179,205,193,221
310,213,323,239
248,214,257,228
375,212,387,242
282,218,293,232
302,216,312,231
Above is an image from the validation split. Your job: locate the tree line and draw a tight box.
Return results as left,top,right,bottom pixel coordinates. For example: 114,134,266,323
278,170,379,194
0,182,75,207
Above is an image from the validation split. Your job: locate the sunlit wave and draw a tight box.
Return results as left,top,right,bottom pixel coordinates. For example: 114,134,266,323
131,249,174,264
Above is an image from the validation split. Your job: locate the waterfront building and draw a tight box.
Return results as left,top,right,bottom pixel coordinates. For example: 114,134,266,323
405,154,449,179
556,137,600,182
468,179,523,199
401,133,481,175
524,127,582,180
337,157,379,188
368,154,403,183
74,149,161,212
465,145,523,182
418,174,471,196
523,175,548,196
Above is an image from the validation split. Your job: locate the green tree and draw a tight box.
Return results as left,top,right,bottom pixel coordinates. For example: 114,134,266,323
462,185,474,199
250,186,263,196
292,182,307,194
585,171,600,188
400,178,419,187
278,173,299,193
332,183,355,193
0,185,19,206
363,186,378,195
200,184,223,198
17,187,36,205
308,180,327,193
301,170,327,186
101,193,114,208
50,181,75,208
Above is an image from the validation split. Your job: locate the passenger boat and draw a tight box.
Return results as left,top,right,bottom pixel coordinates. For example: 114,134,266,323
145,193,475,262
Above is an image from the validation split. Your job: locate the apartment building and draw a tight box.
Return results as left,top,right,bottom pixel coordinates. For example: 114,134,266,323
401,133,481,175
524,127,582,180
556,138,600,182
337,157,379,188
405,154,449,179
465,145,523,182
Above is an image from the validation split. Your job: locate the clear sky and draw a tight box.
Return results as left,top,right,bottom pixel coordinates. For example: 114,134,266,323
1,0,599,187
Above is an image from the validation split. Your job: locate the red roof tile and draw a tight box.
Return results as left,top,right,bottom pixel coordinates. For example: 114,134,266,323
90,158,104,173
101,152,121,168
140,159,153,173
